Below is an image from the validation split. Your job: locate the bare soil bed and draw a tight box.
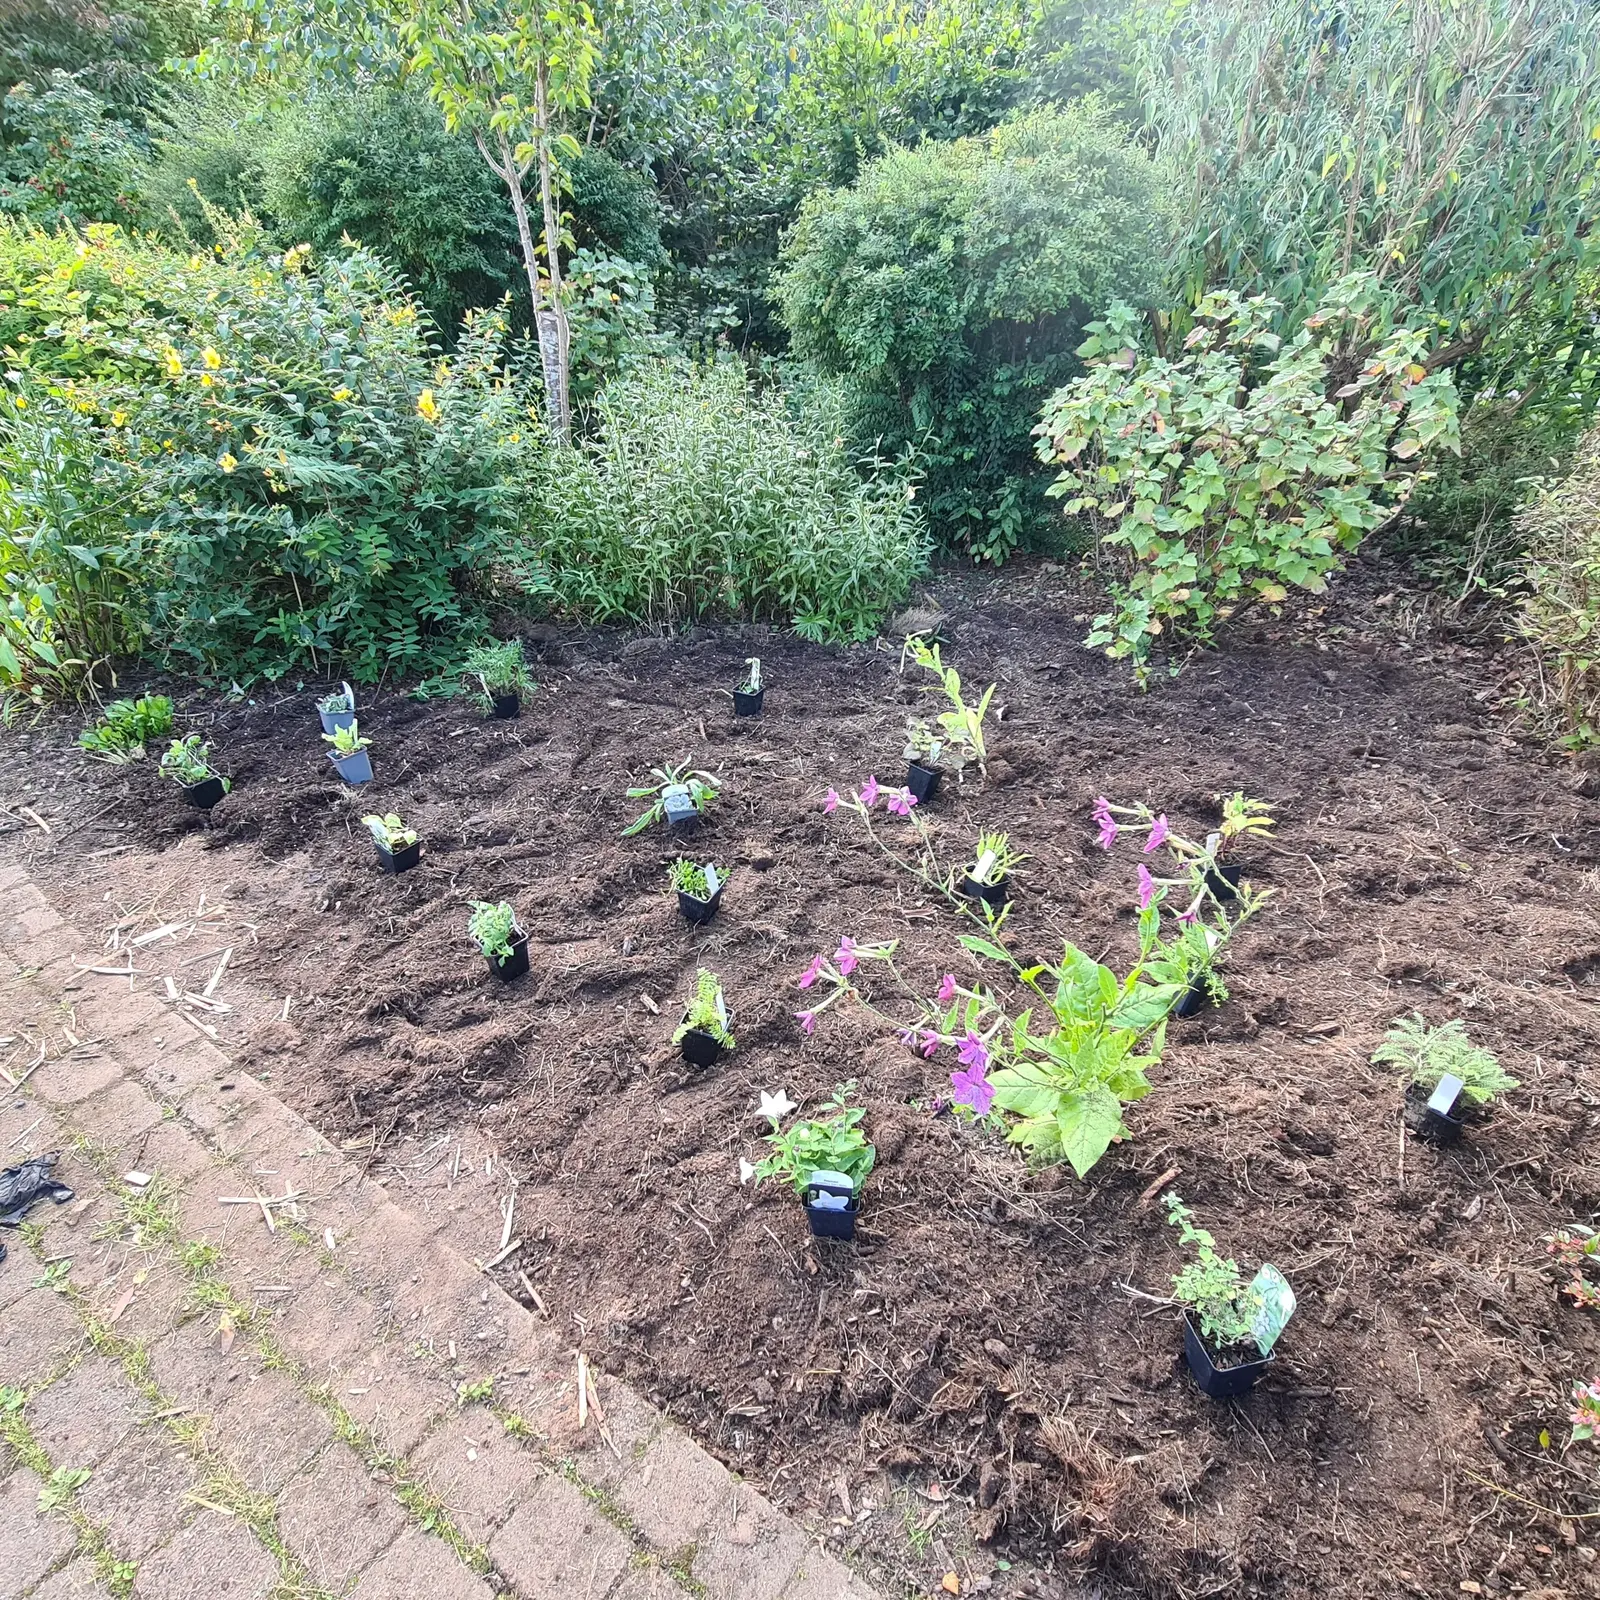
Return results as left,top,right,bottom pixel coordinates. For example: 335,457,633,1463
5,558,1599,1600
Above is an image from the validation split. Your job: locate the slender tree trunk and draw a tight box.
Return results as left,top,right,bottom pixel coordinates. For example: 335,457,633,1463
532,64,571,445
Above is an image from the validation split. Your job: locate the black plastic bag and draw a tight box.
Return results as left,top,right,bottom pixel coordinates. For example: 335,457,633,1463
0,1152,75,1230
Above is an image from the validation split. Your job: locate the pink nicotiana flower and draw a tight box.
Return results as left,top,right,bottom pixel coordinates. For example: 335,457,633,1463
835,936,858,977
860,775,880,806
957,1030,989,1073
1144,815,1169,853
885,786,918,817
936,972,957,1004
921,1032,939,1059
950,1060,995,1116
798,953,826,989
795,1009,816,1036
898,1028,918,1051
824,788,840,814
1092,795,1118,851
1137,865,1157,910
1176,904,1199,926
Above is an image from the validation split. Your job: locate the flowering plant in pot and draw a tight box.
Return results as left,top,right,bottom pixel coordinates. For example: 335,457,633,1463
898,635,994,800
731,656,764,717
462,639,535,719
363,812,420,874
624,763,722,836
1164,1192,1296,1399
1370,1014,1518,1143
674,968,734,1065
669,859,726,925
160,734,231,809
741,1083,875,1241
468,899,528,980
317,683,355,735
960,831,1025,909
323,720,374,785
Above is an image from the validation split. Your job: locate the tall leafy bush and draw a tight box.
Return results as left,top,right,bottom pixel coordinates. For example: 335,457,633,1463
519,361,928,640
776,104,1165,561
0,220,535,691
1037,280,1461,676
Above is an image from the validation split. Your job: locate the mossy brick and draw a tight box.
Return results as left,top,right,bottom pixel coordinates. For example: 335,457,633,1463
142,1036,229,1098
776,1557,881,1600
29,1046,128,1107
67,1076,167,1154
487,1473,634,1598
323,1341,455,1458
116,1115,222,1189
609,1426,734,1552
77,1423,200,1560
28,1559,118,1600
0,1284,89,1389
204,1367,335,1495
689,1497,818,1600
25,1354,144,1469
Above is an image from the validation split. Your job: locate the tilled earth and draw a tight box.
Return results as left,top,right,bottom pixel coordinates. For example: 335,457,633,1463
4,558,1599,1600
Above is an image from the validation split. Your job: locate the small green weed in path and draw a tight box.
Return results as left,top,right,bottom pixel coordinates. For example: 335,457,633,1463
39,1465,93,1510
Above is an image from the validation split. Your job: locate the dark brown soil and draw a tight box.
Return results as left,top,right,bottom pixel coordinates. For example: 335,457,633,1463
5,557,1600,1600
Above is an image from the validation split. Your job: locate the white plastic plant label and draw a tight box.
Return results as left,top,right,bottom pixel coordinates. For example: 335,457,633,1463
1250,1265,1296,1354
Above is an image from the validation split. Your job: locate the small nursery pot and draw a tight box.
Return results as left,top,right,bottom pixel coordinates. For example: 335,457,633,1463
486,932,530,982
679,1028,724,1068
959,873,1010,909
328,748,373,785
318,680,356,736
183,777,227,810
662,785,700,834
1172,981,1210,1020
489,691,520,720
1183,1316,1271,1399
906,761,941,804
804,1169,859,1241
374,839,421,875
1206,862,1243,904
1404,1074,1465,1144
677,882,723,926
732,686,765,718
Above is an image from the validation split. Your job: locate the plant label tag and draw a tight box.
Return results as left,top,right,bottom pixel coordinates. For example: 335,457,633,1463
1427,1073,1464,1117
1249,1265,1296,1353
704,865,720,896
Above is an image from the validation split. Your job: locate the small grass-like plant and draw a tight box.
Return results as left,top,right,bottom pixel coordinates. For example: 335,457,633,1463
674,968,734,1049
966,831,1024,886
363,813,417,850
1370,1014,1519,1105
752,1082,875,1194
624,763,721,836
462,638,535,707
159,733,228,790
668,859,724,900
79,695,173,763
467,900,521,962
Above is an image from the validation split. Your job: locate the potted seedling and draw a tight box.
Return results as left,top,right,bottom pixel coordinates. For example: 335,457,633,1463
463,638,535,719
364,812,420,874
898,635,995,802
160,734,231,810
670,859,726,926
1371,1014,1519,1144
468,899,528,981
674,968,735,1066
624,763,722,837
903,722,945,803
1164,1192,1296,1399
960,831,1024,909
323,720,373,785
317,683,356,735
745,1084,876,1242
731,657,764,718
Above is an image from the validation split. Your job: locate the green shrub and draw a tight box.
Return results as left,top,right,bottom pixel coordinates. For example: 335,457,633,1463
775,103,1165,561
1514,425,1600,751
0,74,147,228
0,219,536,689
140,87,274,244
519,361,928,640
1036,279,1461,677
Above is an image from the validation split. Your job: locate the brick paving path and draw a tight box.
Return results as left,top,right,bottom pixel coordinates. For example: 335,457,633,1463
0,859,878,1600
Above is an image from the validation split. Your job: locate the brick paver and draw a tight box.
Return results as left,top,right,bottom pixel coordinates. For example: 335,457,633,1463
0,878,878,1600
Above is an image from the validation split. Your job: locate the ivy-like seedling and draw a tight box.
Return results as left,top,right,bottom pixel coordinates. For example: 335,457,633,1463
1164,1192,1295,1358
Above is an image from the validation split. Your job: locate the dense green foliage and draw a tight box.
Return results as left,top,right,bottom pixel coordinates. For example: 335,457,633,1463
777,104,1165,560
0,75,147,227
1038,282,1461,672
520,361,929,639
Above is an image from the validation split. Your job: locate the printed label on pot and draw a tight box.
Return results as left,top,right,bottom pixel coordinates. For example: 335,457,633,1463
1249,1264,1296,1354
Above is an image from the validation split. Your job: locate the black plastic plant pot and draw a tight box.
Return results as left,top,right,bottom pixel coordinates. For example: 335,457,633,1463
804,1170,859,1241
328,749,373,785
732,687,765,718
183,777,226,810
486,933,529,982
1183,1317,1270,1399
906,761,941,804
677,884,723,926
375,839,421,875
1172,981,1209,1020
1206,862,1243,904
679,1028,724,1068
490,691,520,720
959,873,1010,909
1405,1075,1465,1144
662,787,700,834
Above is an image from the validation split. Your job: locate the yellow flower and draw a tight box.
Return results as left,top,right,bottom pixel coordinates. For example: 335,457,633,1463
13,396,25,410
111,410,127,427
219,452,238,473
164,349,183,378
202,347,221,370
199,373,214,388
416,388,440,423
332,386,353,403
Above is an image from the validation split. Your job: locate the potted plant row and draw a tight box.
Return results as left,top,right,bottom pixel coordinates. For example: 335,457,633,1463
160,734,230,810
324,720,373,785
742,1084,876,1242
468,899,528,981
671,859,727,925
1370,1014,1520,1145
